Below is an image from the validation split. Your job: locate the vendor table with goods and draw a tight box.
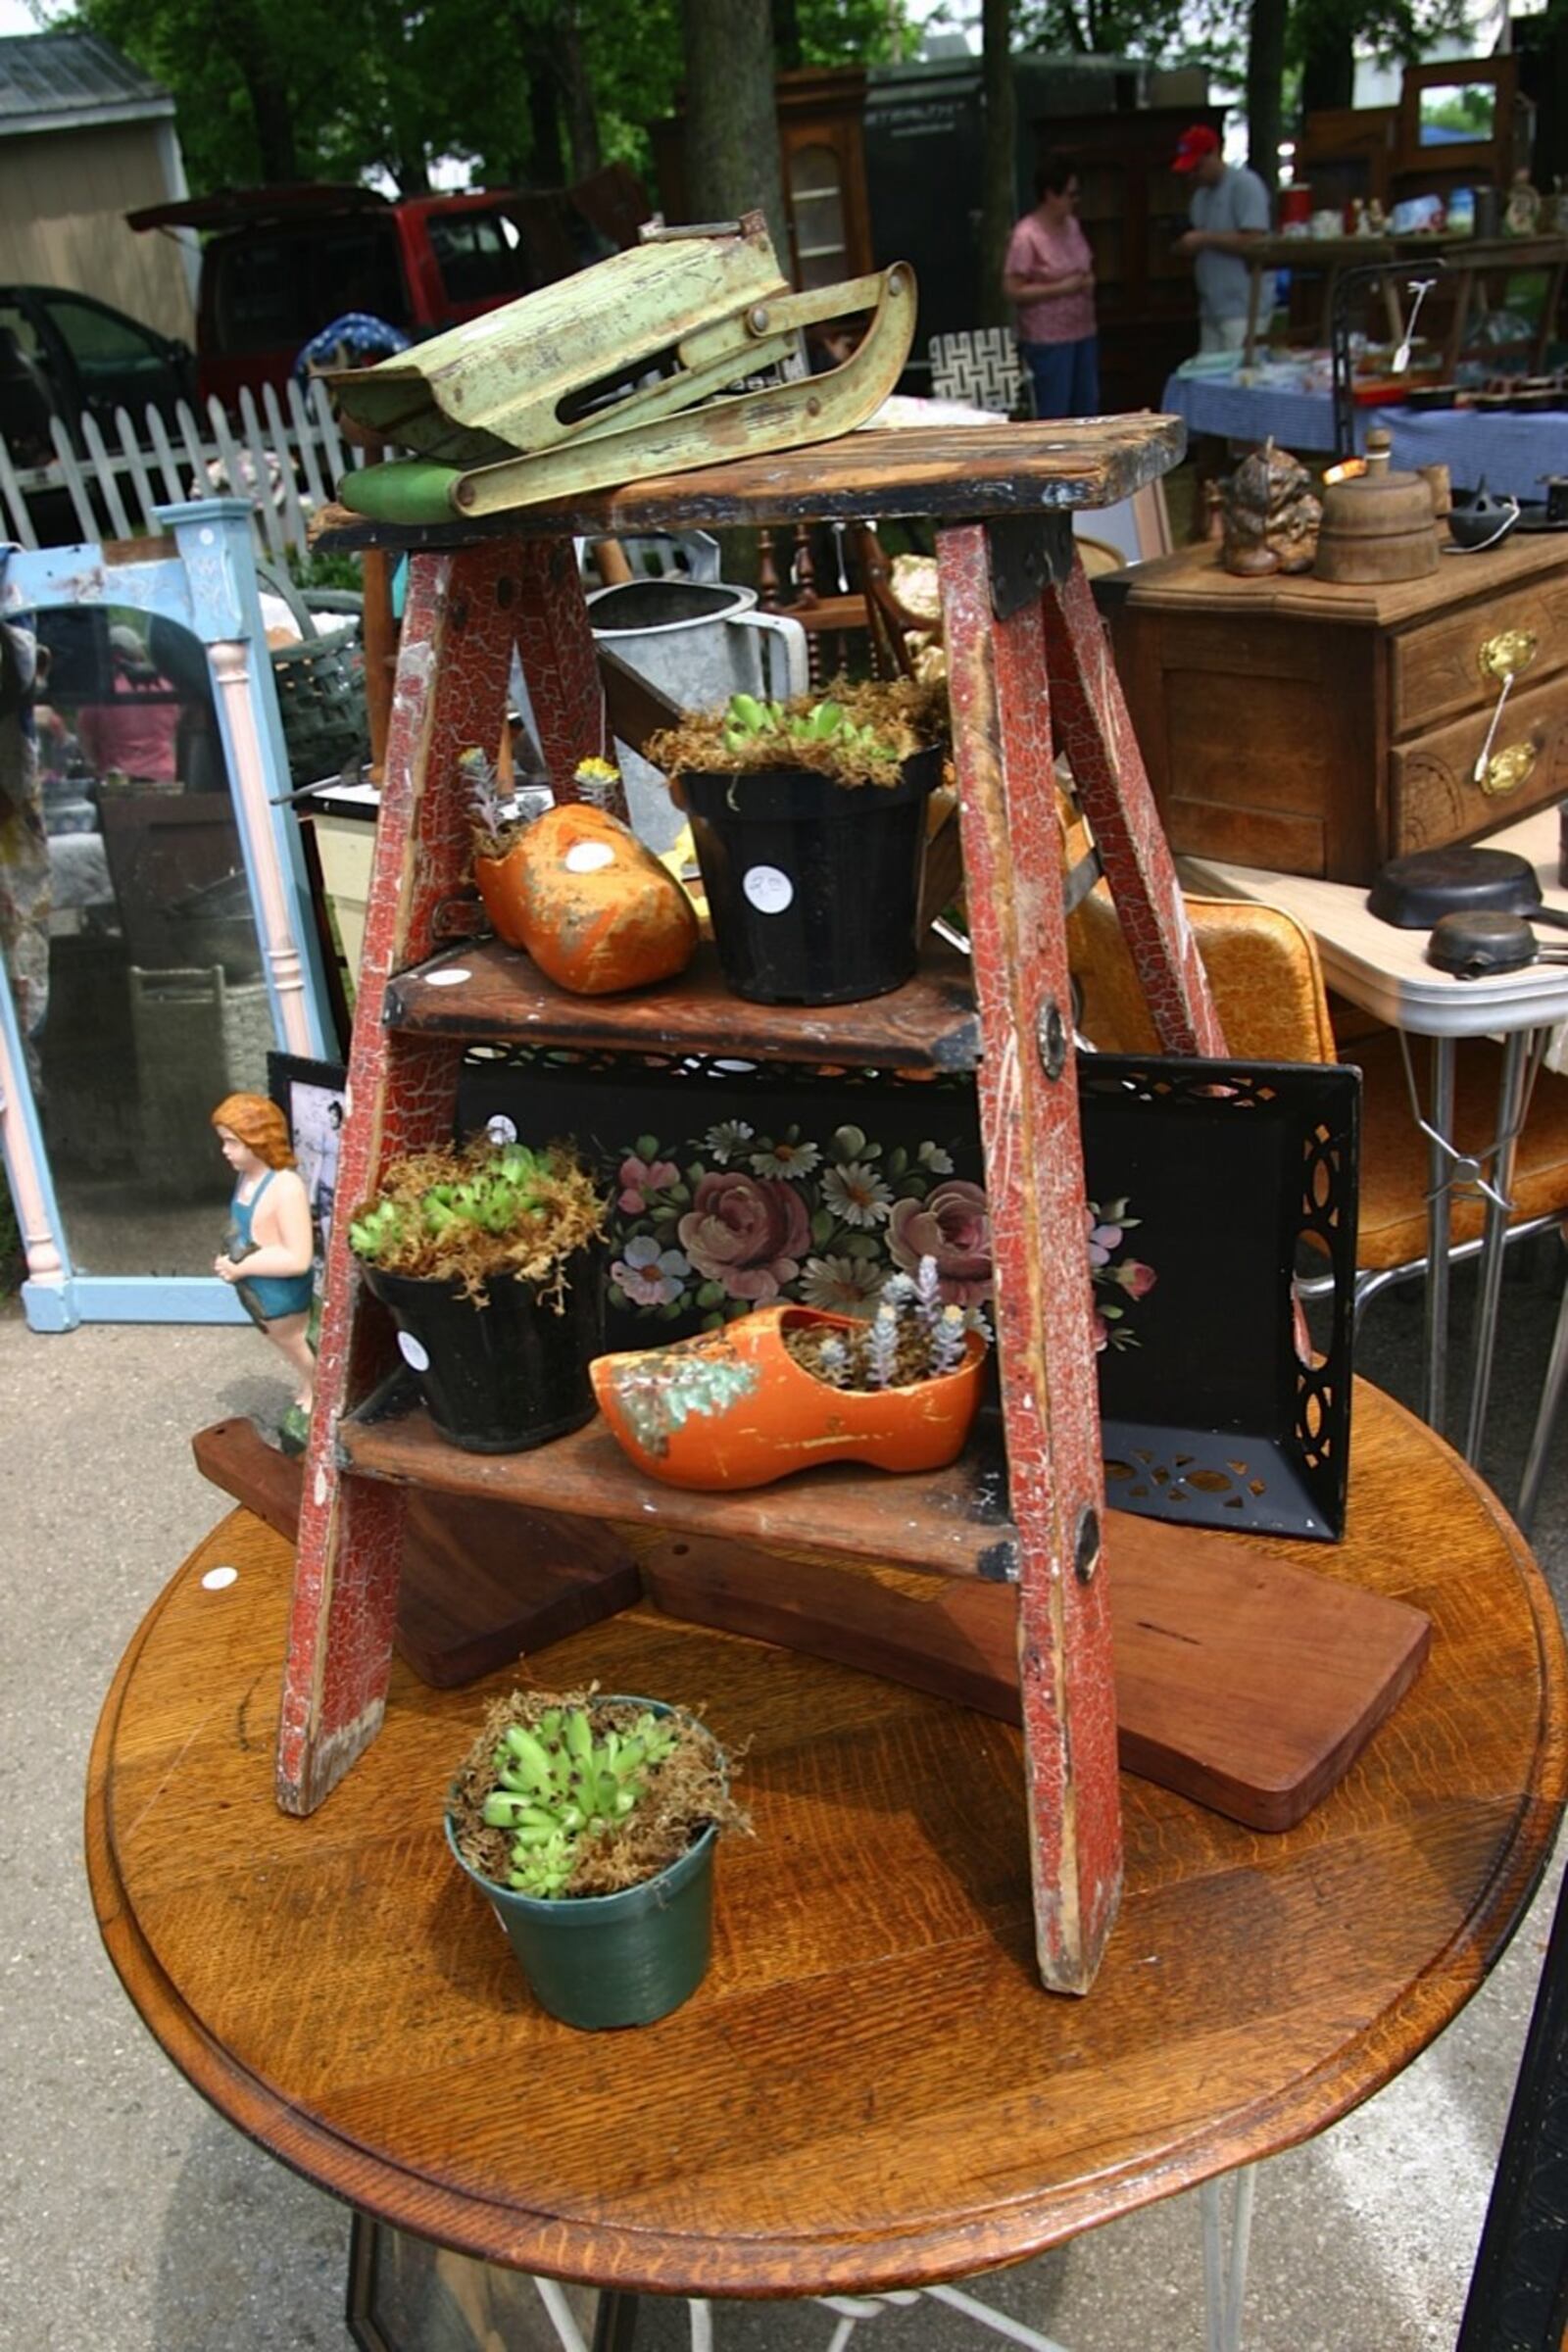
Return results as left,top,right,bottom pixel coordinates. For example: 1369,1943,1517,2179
1239,232,1568,373
1161,358,1568,496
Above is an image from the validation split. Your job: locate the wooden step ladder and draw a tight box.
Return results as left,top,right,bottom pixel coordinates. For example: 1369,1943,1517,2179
280,417,1221,1996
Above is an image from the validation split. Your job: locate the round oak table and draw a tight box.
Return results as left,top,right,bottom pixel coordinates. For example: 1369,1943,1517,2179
88,1383,1567,2303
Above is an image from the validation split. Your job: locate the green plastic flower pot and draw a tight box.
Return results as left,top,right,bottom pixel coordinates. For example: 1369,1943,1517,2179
446,1698,721,2030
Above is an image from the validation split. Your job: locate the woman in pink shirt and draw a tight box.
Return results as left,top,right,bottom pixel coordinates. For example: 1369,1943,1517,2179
1003,155,1099,420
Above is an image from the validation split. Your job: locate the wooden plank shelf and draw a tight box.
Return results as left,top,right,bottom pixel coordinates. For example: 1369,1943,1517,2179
338,1381,1019,1582
386,937,982,1069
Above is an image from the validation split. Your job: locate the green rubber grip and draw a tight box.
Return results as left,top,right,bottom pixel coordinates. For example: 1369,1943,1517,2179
336,459,464,525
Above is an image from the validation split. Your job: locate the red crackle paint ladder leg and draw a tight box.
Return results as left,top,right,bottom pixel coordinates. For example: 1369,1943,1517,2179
278,536,601,1814
1042,561,1227,1057
938,520,1122,1995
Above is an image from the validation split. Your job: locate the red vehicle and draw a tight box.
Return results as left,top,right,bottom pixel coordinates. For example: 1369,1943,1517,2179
127,172,648,407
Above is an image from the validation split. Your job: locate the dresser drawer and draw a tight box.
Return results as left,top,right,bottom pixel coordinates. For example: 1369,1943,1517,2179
1390,571,1568,737
1390,664,1568,855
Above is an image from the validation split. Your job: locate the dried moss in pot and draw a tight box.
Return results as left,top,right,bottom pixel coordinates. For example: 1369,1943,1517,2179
647,674,949,794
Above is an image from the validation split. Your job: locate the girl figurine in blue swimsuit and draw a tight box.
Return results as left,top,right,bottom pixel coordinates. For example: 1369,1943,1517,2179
212,1092,317,1450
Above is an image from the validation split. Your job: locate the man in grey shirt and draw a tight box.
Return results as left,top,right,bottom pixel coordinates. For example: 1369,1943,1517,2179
1172,123,1271,353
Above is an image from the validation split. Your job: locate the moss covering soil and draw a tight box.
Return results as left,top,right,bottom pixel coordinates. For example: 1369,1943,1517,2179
350,1140,606,1306
648,673,950,792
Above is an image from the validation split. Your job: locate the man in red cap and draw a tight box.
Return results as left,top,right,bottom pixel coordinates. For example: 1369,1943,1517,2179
1171,123,1271,354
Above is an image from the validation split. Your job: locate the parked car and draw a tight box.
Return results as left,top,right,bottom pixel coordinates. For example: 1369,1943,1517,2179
127,170,649,407
0,285,196,456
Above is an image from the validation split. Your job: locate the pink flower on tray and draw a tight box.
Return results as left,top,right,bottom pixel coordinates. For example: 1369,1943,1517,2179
1109,1257,1157,1298
887,1179,993,1306
618,1152,681,1213
678,1170,811,1303
612,1236,691,1307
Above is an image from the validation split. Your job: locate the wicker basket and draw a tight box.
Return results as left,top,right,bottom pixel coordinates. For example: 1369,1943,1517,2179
270,620,369,790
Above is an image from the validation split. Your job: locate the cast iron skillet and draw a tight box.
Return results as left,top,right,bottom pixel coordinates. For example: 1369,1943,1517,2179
1368,846,1568,930
1427,909,1568,980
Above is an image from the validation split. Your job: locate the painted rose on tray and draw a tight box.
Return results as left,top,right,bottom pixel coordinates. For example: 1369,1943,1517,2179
1087,1198,1157,1351
604,1116,996,1330
887,1179,992,1306
677,1171,811,1304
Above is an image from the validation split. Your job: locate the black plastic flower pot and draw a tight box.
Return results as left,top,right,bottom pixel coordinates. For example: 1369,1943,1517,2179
445,1699,720,2030
680,745,942,1004
363,1245,604,1453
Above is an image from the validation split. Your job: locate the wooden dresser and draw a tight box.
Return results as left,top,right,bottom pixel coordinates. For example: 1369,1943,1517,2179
1096,536,1568,883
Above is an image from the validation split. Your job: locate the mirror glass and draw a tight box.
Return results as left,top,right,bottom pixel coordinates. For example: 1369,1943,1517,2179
12,602,269,1277
1418,82,1496,147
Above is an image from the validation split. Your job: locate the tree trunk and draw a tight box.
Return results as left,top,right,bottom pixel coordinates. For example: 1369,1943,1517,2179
1298,0,1355,117
215,0,297,181
978,0,1015,328
682,0,790,275
560,2,602,182
1246,0,1287,192
774,0,803,71
521,22,567,187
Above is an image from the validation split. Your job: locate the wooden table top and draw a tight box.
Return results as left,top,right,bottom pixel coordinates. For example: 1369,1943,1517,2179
313,415,1186,552
1094,529,1568,627
87,1382,1567,2298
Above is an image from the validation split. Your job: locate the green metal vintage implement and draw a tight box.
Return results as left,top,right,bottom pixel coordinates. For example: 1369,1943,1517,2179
330,214,915,526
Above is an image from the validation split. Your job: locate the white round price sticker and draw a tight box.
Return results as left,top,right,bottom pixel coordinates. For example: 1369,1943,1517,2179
742,864,794,914
397,1331,431,1373
564,841,616,874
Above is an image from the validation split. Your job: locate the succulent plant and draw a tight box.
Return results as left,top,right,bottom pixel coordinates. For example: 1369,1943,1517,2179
720,693,902,771
461,745,512,857
480,1704,680,1896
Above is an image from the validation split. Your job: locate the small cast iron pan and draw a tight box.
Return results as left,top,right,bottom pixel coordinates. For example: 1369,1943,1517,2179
1427,909,1568,980
1368,846,1568,929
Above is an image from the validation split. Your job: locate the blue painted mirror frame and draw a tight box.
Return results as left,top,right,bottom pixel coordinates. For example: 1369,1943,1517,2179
0,498,335,1330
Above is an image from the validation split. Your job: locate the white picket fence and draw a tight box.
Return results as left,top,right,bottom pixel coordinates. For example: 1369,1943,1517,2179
0,376,368,564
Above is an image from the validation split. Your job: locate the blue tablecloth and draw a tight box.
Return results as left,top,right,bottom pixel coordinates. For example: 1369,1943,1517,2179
1161,368,1568,498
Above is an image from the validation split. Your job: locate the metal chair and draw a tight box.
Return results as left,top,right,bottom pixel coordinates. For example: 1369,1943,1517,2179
927,329,1025,416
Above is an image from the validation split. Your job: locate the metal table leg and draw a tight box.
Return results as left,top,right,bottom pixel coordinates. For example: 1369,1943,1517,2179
1401,1030,1548,1463
1465,1029,1540,1463
1414,1035,1456,1435
1517,1227,1568,1534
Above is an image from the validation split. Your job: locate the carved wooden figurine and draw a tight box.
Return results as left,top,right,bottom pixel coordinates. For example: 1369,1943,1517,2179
1220,438,1322,577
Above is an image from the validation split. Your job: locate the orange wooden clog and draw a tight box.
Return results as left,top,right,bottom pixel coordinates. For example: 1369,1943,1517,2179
474,803,697,996
590,1303,986,1492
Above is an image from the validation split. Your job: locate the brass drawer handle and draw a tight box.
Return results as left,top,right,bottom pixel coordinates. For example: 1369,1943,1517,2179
1479,741,1540,798
1478,629,1538,684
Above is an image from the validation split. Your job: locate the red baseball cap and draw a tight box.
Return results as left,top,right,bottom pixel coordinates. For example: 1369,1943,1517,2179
1172,123,1221,172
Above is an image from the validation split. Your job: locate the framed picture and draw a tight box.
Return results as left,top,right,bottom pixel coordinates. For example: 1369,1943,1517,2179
346,2215,632,2352
268,1051,347,1279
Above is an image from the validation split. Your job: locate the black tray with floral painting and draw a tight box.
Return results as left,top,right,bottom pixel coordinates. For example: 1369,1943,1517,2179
455,1043,1359,1542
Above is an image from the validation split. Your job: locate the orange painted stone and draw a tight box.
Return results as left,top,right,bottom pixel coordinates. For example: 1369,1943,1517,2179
474,805,698,996
590,1303,986,1492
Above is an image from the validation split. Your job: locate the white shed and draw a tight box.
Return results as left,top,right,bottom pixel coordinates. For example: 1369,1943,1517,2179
0,30,195,341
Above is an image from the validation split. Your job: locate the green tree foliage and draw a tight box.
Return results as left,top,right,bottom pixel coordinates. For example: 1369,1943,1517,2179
72,0,907,197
